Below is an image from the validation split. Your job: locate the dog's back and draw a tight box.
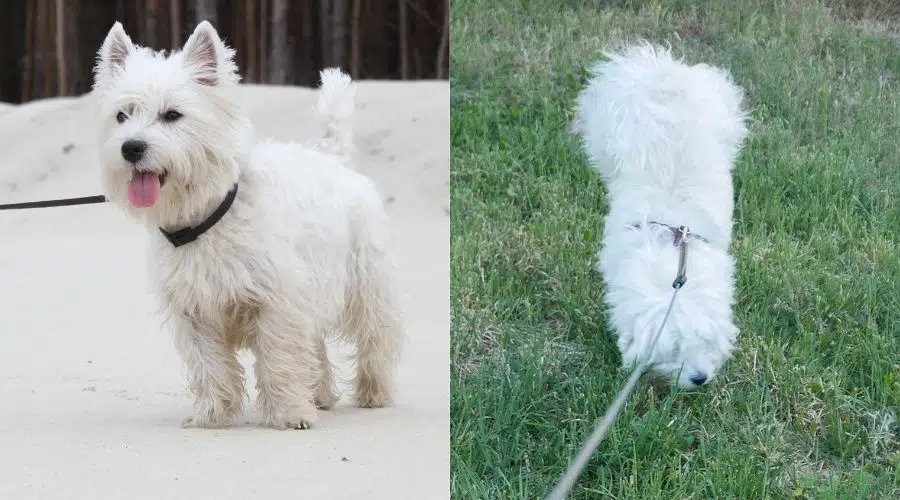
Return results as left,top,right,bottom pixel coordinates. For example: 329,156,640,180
573,42,748,186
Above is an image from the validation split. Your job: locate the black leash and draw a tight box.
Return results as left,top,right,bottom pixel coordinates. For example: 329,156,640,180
0,182,239,249
0,195,107,210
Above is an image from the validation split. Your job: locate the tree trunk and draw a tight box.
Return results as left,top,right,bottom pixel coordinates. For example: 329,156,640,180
259,0,268,83
22,0,35,102
195,0,217,27
350,0,361,78
62,0,80,96
145,0,159,47
298,0,316,84
269,0,288,84
170,0,182,47
244,0,257,82
37,0,53,98
399,0,408,79
331,0,346,71
319,0,330,68
55,0,67,95
436,0,449,79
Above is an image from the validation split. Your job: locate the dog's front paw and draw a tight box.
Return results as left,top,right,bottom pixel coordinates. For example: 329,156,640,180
181,413,233,429
181,397,240,429
263,405,319,430
314,386,340,410
355,387,394,408
280,418,314,430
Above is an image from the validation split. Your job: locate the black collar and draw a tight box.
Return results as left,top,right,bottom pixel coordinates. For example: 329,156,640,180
159,183,239,248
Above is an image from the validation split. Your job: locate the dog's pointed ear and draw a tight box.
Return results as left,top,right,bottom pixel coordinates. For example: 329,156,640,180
93,22,135,90
182,21,238,87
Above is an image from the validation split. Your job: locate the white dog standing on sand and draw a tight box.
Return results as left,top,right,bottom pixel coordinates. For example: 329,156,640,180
92,21,403,429
572,43,748,388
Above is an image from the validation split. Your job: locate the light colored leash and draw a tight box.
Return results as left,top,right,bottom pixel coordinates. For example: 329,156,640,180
544,225,694,500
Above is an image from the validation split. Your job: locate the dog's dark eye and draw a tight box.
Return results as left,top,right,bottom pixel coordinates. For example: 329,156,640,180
162,110,183,122
116,111,127,123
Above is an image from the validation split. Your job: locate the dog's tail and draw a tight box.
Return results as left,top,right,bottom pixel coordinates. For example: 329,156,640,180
312,67,356,159
572,42,748,182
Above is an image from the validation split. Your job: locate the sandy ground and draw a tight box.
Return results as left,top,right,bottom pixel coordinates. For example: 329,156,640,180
0,82,448,499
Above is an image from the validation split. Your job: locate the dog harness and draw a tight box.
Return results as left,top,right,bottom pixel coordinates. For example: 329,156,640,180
630,220,707,289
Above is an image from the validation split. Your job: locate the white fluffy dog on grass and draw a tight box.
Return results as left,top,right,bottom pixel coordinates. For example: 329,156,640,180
572,43,748,388
92,21,403,429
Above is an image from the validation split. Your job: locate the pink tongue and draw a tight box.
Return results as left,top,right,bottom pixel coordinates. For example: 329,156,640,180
127,171,161,208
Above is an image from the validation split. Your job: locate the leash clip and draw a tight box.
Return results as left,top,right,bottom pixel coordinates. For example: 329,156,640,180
672,225,689,289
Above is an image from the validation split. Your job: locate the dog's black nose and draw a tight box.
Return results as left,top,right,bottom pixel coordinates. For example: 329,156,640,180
689,373,708,386
121,139,147,164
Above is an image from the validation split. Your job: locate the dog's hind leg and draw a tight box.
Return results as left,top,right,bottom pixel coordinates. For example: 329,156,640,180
342,238,404,409
313,336,340,409
252,308,320,429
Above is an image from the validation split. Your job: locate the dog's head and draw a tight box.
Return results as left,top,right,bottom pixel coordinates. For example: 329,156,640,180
651,322,738,389
92,21,251,226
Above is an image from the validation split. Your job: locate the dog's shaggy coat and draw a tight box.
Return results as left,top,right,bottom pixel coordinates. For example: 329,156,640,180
573,43,748,387
93,21,403,429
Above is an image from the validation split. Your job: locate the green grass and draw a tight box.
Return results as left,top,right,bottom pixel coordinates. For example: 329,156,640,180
450,0,900,498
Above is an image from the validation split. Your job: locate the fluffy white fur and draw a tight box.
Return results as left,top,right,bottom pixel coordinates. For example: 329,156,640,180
92,21,403,429
572,43,748,388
